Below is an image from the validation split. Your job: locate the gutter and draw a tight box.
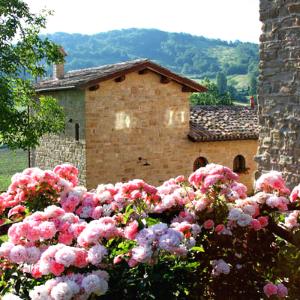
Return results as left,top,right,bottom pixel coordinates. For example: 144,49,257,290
35,86,76,92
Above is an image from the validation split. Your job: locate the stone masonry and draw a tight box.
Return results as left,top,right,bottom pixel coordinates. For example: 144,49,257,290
85,71,257,192
35,61,258,193
34,90,86,184
257,0,300,187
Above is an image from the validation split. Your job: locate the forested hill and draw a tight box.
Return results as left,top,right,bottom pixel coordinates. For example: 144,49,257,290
43,28,259,80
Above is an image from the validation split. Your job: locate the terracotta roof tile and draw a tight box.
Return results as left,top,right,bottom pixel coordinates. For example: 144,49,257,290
188,105,259,142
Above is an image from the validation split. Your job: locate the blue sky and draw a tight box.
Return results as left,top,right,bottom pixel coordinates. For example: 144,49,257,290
25,0,261,43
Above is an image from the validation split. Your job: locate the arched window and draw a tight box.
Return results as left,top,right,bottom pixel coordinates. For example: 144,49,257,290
233,155,246,173
193,156,208,171
75,123,80,141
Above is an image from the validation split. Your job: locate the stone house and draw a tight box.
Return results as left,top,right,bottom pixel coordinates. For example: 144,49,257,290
35,59,259,192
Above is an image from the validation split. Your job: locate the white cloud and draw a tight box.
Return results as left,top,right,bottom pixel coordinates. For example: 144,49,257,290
25,0,261,42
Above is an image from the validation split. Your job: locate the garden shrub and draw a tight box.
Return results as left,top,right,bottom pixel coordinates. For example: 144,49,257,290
0,163,298,299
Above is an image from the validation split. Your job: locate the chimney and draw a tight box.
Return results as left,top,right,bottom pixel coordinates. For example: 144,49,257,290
53,47,67,80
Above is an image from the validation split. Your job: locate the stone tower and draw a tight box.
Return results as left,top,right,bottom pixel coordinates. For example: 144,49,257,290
257,0,300,188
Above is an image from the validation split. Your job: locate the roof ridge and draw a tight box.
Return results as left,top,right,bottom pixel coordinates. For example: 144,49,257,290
66,58,149,75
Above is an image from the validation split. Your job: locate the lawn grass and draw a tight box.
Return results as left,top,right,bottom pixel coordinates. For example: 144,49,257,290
227,74,250,90
0,148,28,191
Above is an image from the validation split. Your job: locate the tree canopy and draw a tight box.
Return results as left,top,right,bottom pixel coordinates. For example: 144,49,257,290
42,29,259,81
249,72,258,96
216,71,227,95
190,79,233,106
0,0,65,149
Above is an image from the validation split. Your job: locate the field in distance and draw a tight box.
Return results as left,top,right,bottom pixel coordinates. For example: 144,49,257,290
0,148,27,191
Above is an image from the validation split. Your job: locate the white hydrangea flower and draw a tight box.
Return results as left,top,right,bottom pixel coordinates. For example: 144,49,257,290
237,213,253,227
150,223,168,236
50,282,74,300
88,244,108,265
212,259,231,276
29,285,50,300
3,294,23,300
242,204,256,216
82,274,108,296
228,208,243,221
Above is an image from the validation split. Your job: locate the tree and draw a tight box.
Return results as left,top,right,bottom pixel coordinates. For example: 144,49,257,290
216,71,227,95
227,85,248,103
190,78,233,106
249,72,258,96
0,0,65,149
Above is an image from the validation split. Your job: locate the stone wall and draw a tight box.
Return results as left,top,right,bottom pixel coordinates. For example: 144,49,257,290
257,0,300,187
85,71,257,192
193,140,258,193
33,89,87,185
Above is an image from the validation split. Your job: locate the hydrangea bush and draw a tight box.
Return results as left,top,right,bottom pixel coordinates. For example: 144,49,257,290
0,163,299,299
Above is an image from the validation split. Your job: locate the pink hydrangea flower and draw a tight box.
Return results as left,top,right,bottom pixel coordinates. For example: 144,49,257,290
290,184,300,202
73,248,88,268
203,219,214,230
49,261,65,276
7,205,25,218
124,220,139,240
53,164,79,187
285,211,299,229
189,164,238,191
263,283,278,298
55,246,76,267
250,219,262,231
113,255,123,264
258,216,269,228
91,206,104,219
58,232,74,245
256,171,289,194
39,221,57,240
215,224,225,234
175,175,185,183
128,258,139,267
266,196,289,211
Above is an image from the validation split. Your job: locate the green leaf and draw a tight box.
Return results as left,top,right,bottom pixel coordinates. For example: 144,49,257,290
145,217,160,226
0,234,8,244
123,204,135,223
191,246,205,252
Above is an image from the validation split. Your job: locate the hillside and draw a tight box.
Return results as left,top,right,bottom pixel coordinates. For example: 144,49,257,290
43,28,259,86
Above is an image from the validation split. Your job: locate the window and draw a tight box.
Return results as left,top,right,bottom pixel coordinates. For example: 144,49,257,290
193,156,208,171
75,123,80,141
233,155,246,173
